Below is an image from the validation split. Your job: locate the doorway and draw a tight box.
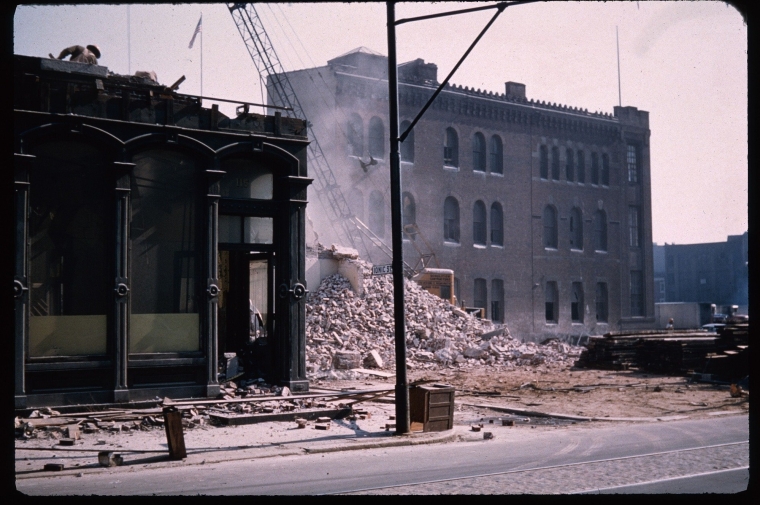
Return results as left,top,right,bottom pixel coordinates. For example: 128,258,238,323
218,250,273,356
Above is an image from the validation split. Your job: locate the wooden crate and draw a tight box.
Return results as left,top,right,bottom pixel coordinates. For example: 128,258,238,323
410,384,454,432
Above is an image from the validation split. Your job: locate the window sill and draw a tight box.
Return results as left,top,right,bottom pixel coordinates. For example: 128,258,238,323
473,244,486,249
545,322,558,326
473,169,486,175
570,248,584,253
595,249,608,254
443,241,461,247
544,247,558,251
490,172,504,177
490,244,504,249
400,161,414,167
443,165,459,171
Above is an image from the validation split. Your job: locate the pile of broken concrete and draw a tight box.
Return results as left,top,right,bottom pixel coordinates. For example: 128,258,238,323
305,257,583,379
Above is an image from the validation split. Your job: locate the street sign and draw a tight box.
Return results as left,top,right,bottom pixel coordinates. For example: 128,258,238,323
372,264,393,275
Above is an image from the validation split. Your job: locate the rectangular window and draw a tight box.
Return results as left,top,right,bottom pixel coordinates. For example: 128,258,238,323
545,281,558,323
629,206,641,247
551,146,560,180
591,152,599,185
595,282,608,322
630,270,644,316
571,282,584,322
565,148,574,181
577,150,585,183
491,279,504,323
601,153,610,186
540,145,548,179
627,144,638,183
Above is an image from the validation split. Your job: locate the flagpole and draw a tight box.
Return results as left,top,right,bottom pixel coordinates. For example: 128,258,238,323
616,25,622,107
200,12,203,97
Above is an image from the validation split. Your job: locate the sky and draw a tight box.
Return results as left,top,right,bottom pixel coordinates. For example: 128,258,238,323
12,1,748,246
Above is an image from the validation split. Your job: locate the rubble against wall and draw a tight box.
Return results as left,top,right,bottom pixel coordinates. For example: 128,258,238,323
305,259,584,378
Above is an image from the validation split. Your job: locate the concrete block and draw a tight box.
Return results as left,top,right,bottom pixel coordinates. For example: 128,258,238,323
333,350,362,369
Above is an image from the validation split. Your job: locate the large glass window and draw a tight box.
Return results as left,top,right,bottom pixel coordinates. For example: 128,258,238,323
368,116,385,160
347,113,363,157
28,141,110,357
569,207,583,250
130,148,202,353
444,196,460,243
594,210,608,252
444,127,459,167
543,205,558,249
472,132,486,172
368,190,385,237
473,200,487,246
490,202,503,246
220,160,273,199
489,135,503,174
400,120,414,163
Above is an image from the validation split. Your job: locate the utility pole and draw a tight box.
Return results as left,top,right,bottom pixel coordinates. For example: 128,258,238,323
386,0,531,435
386,1,409,435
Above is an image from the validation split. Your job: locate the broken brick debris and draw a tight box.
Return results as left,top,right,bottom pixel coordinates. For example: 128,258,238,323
306,259,584,378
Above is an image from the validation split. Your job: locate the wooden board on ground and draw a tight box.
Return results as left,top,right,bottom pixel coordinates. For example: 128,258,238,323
208,407,352,426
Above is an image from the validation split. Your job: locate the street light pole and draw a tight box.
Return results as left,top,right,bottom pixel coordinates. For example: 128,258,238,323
386,1,410,435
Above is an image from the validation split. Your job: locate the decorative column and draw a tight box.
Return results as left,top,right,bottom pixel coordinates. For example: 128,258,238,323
113,161,134,403
277,175,312,393
205,167,225,397
14,153,34,409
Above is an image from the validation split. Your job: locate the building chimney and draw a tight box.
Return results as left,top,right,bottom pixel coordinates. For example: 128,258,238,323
505,81,526,100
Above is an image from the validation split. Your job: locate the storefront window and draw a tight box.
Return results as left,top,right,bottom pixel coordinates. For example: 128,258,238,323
28,141,110,357
130,148,201,353
220,159,273,199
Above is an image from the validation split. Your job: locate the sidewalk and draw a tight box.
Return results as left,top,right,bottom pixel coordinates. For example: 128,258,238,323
15,396,745,480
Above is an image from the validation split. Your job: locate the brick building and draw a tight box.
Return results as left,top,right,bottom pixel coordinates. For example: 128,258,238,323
275,47,655,340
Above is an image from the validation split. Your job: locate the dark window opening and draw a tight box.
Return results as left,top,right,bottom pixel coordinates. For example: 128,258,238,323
490,202,503,246
591,152,599,185
566,148,575,181
577,150,585,183
551,146,560,180
601,153,610,186
473,132,486,172
596,282,608,322
491,279,504,323
543,205,558,249
569,207,583,250
474,278,487,318
444,127,459,167
444,196,460,242
490,135,503,174
571,282,584,322
594,209,608,252
539,145,548,179
545,281,558,323
368,116,385,160
630,270,644,316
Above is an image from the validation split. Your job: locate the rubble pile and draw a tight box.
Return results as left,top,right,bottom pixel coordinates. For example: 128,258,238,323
306,260,584,378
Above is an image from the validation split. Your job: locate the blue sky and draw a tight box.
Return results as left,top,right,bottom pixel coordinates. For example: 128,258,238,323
13,2,748,245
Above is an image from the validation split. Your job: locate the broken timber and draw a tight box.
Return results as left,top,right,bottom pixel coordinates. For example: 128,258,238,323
208,407,352,426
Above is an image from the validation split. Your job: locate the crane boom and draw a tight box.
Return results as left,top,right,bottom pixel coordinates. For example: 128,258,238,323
228,3,421,275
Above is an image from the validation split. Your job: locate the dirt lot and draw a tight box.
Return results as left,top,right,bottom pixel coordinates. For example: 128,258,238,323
319,362,749,421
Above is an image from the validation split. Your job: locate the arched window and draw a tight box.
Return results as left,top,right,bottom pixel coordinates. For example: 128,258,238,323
569,207,583,250
400,120,414,163
368,116,384,160
368,190,384,237
402,192,416,240
472,132,486,172
347,113,363,157
474,278,487,317
539,145,549,179
473,200,487,245
601,153,610,186
577,149,585,183
551,146,560,180
543,205,558,249
490,135,503,174
443,196,460,242
565,148,575,181
490,202,503,246
444,127,458,167
591,152,599,185
594,209,607,252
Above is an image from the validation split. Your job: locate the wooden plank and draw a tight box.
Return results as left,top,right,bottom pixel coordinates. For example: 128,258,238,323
349,368,396,378
207,407,352,426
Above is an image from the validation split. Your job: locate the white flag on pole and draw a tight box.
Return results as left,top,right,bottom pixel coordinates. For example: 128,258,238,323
188,15,202,49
